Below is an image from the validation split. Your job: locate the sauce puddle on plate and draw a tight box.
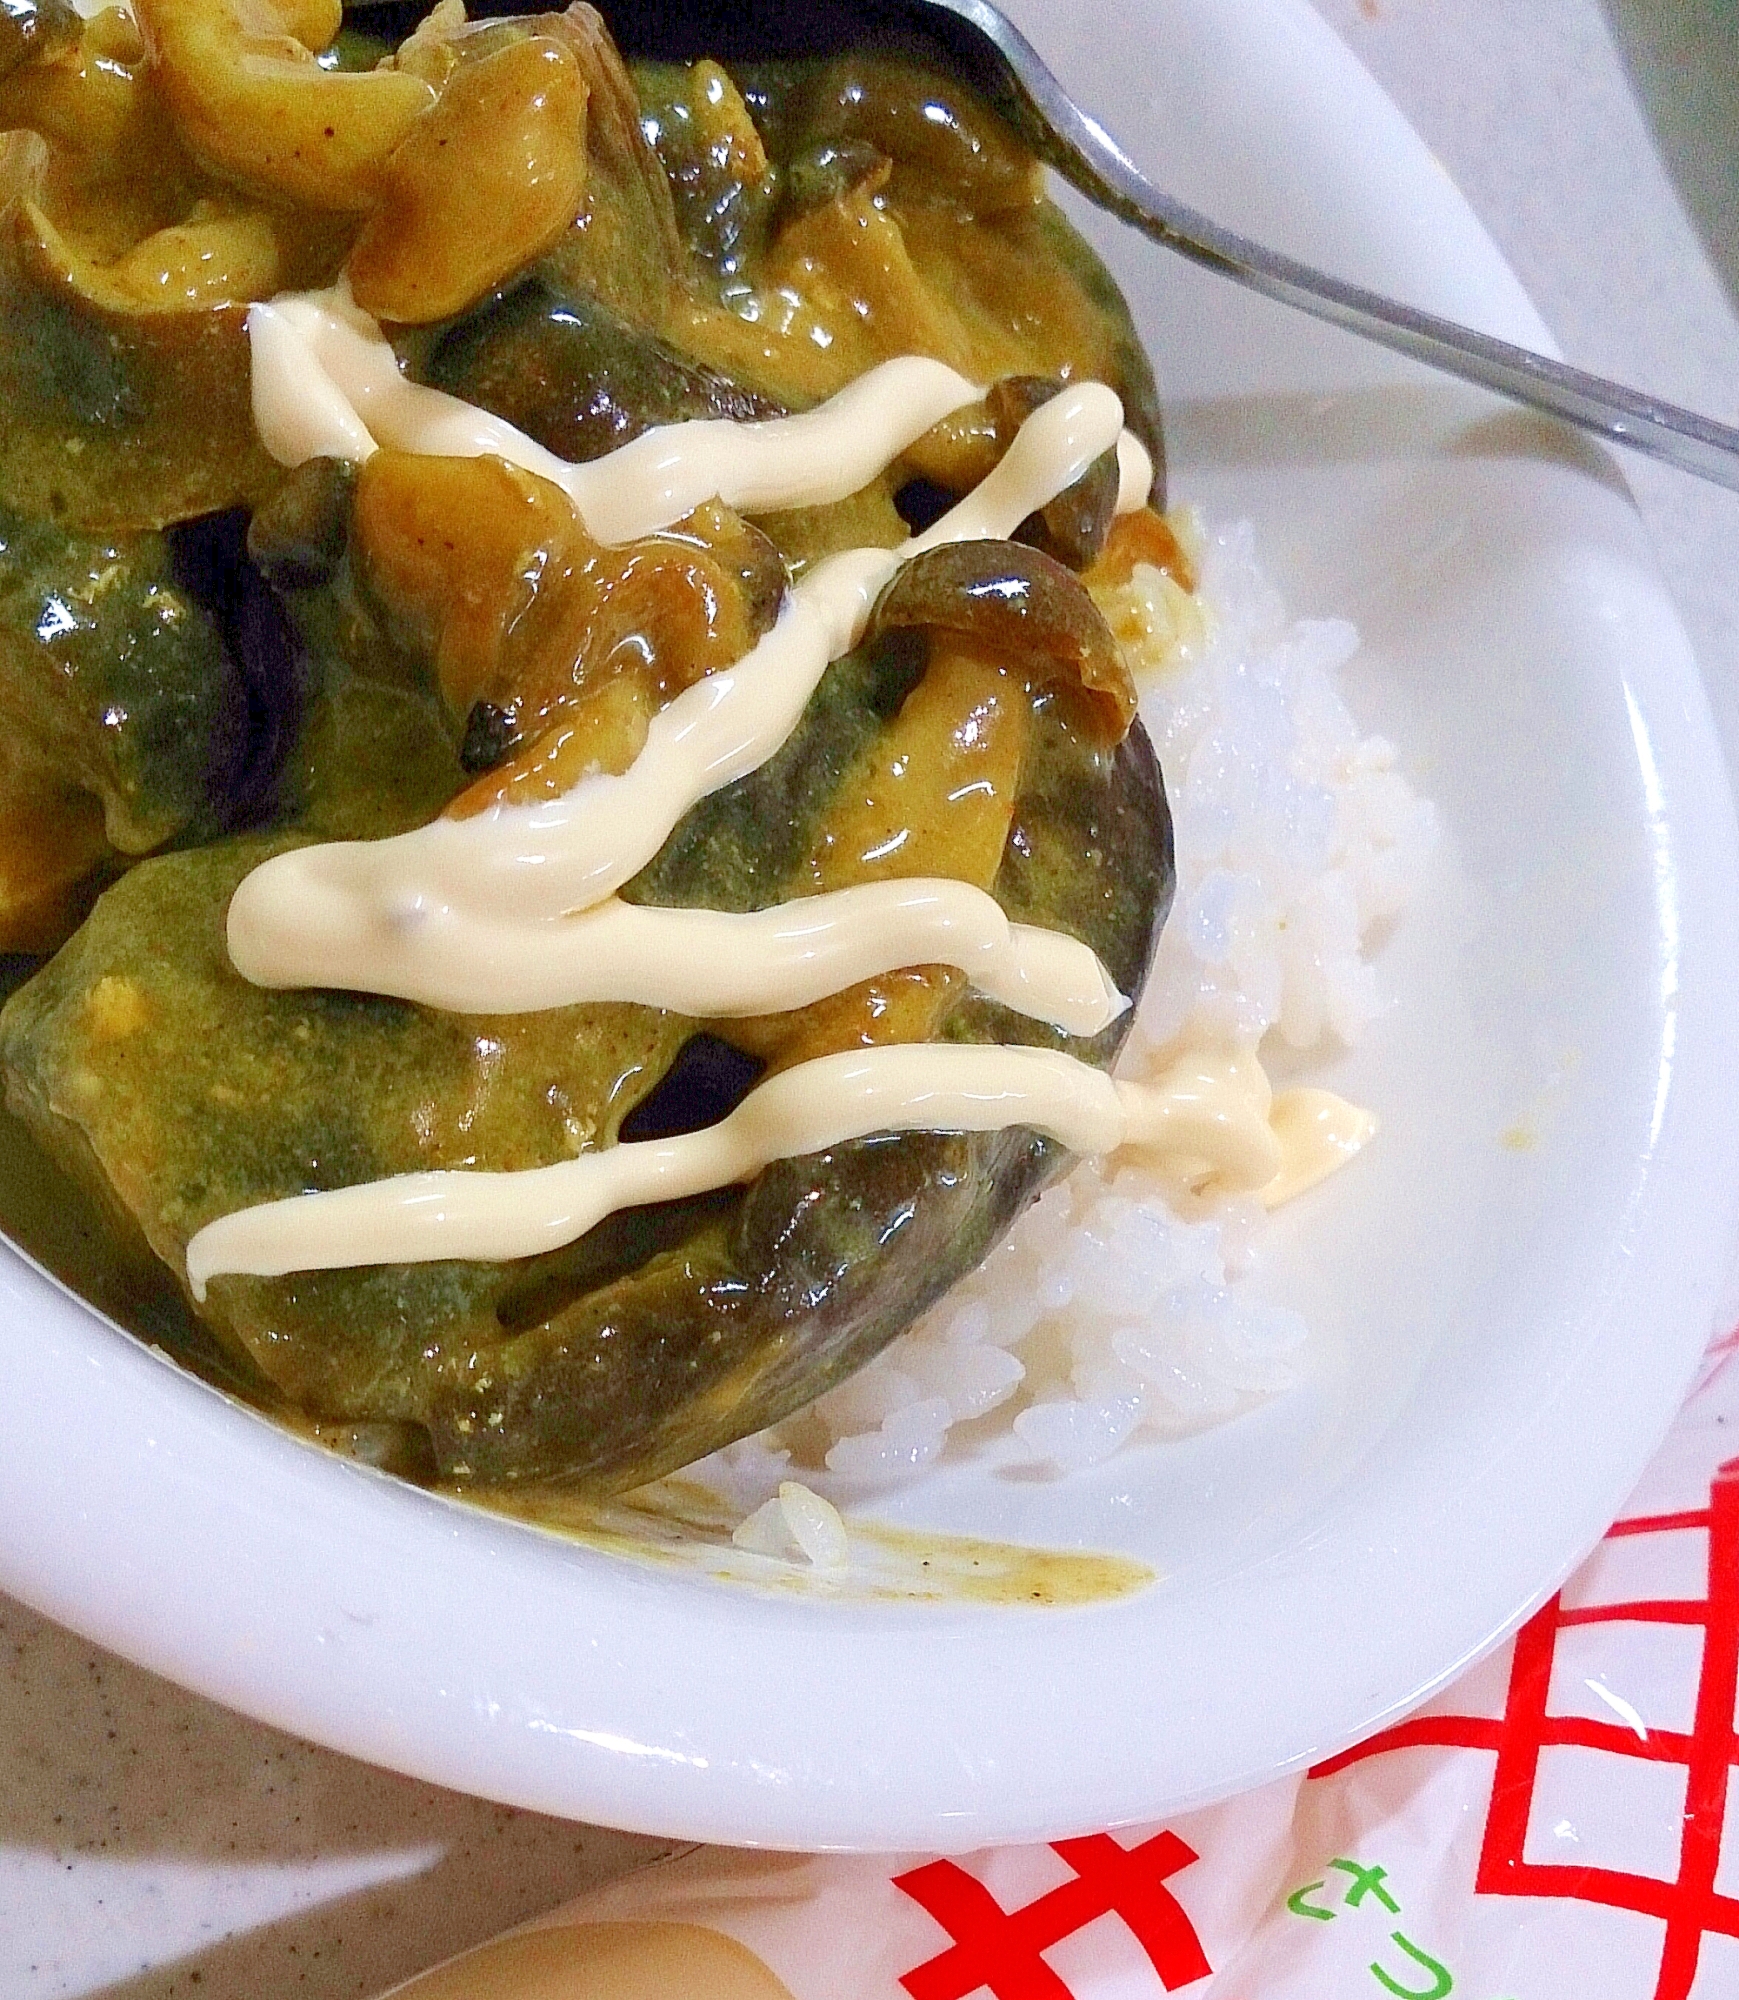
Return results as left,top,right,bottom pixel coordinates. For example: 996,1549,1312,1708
481,1477,1154,1607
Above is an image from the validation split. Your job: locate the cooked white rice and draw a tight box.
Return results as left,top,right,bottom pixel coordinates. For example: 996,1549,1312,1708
696,515,1436,1508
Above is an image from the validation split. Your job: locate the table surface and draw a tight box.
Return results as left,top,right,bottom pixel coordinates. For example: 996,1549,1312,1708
9,1,1739,1992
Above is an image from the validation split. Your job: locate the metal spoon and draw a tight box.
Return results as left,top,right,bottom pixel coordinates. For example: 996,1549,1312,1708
376,0,1739,493
895,0,1739,491
905,0,1739,491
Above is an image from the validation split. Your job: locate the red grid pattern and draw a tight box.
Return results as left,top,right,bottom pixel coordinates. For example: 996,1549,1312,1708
1313,1457,1739,2000
894,1831,1212,1999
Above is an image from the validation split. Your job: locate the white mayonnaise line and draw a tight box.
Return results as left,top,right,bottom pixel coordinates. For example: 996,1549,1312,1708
227,383,1129,950
248,283,1153,544
185,1044,1287,1295
247,284,983,545
906,381,1129,554
228,878,1129,1035
1262,1089,1378,1207
205,332,1192,1283
1116,430,1153,513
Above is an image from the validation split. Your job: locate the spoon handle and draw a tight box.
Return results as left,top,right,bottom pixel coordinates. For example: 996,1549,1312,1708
951,0,1739,491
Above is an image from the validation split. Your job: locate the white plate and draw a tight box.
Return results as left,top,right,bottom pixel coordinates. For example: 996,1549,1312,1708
2,0,1736,1851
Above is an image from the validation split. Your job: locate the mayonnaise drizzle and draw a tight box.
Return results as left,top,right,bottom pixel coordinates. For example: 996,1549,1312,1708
200,298,1374,1293
185,1044,1290,1296
248,284,989,546
229,877,1128,1036
226,381,1132,946
1264,1089,1379,1206
1116,430,1153,513
247,282,1154,546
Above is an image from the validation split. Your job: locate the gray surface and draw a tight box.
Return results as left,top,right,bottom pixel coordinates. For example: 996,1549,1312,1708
0,1598,663,1997
1316,0,1739,773
6,1,1739,1991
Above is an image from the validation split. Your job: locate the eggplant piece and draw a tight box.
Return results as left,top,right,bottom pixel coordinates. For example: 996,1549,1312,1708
420,276,784,466
735,53,1043,221
244,464,485,842
0,626,1172,1493
0,498,285,947
165,508,312,833
0,454,466,880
